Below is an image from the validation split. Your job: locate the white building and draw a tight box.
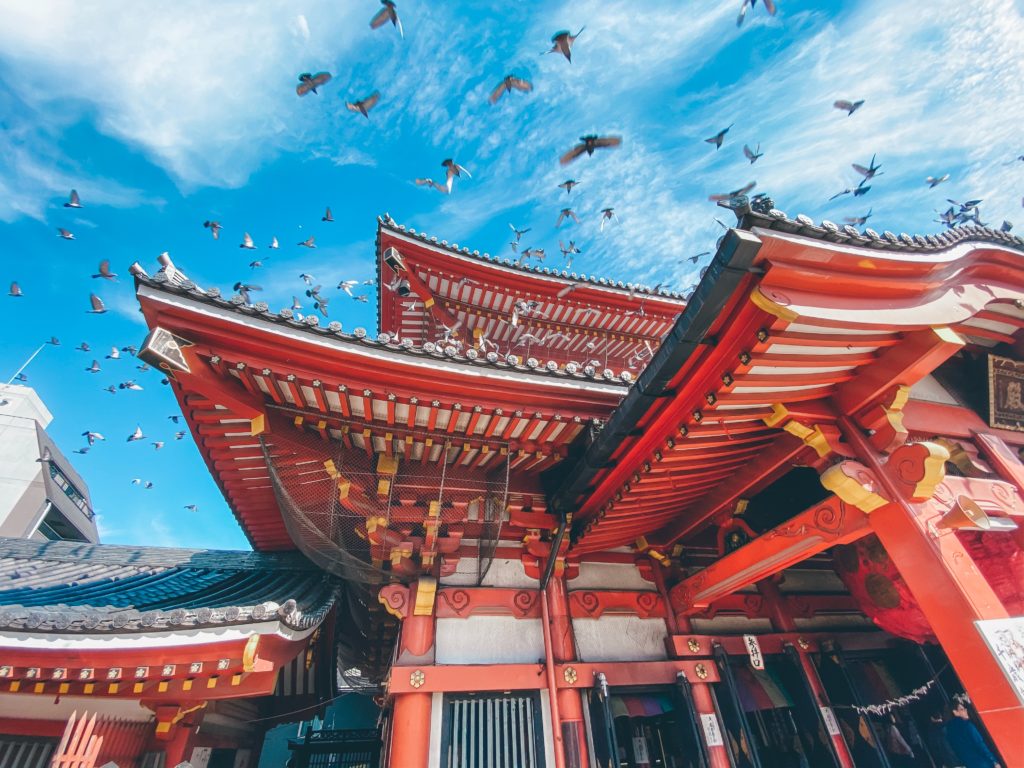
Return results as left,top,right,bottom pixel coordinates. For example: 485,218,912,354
0,384,98,542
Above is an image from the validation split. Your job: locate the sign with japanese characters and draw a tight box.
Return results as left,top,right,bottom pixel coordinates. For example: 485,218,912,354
975,616,1024,704
700,714,724,747
988,355,1024,431
743,634,764,670
820,706,841,737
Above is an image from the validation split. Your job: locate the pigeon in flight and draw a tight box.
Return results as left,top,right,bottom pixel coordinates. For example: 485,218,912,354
127,426,145,442
743,144,763,164
322,207,334,222
415,177,447,193
704,125,733,150
843,209,873,225
548,28,584,62
239,232,256,250
560,135,622,165
9,282,23,297
346,90,381,117
122,345,137,356
852,154,883,181
681,252,711,264
46,337,60,346
298,236,317,248
106,347,120,360
119,380,143,391
300,273,315,285
57,228,75,240
708,181,756,202
184,504,198,512
556,208,580,227
833,99,864,116
489,75,532,104
558,179,580,195
203,220,222,239
338,280,359,296
269,236,279,249
76,342,90,352
87,294,107,314
82,431,105,445
442,159,471,192
736,0,776,26
559,240,581,267
249,259,266,269
925,174,950,188
509,224,531,242
85,360,101,374
152,441,165,450
64,189,83,208
829,185,871,201
73,448,89,455
92,260,117,280
296,71,332,96
233,282,262,303
370,0,403,37
175,431,187,440
599,208,617,231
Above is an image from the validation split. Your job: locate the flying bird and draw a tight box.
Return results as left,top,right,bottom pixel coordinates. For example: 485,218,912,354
87,294,107,314
82,431,105,445
249,259,265,269
76,342,90,352
489,75,532,104
46,337,60,346
73,448,90,455
152,441,165,450
926,174,950,188
369,1,403,38
92,260,117,280
560,135,622,165
708,181,756,202
704,125,733,150
64,189,82,208
441,159,472,193
203,220,222,239
338,280,359,296
322,207,334,222
682,252,711,264
558,179,579,195
239,232,256,250
556,208,580,227
346,90,381,117
85,360,101,374
298,236,317,248
833,99,864,116
118,380,143,391
548,28,583,62
843,209,873,225
106,347,120,360
233,282,262,303
296,71,332,96
852,154,883,181
743,144,763,164
415,177,447,193
127,426,145,442
184,504,198,512
736,0,776,26
509,224,531,242
122,345,137,356
269,236,279,249
9,282,23,297
599,208,618,231
829,185,871,201
57,228,75,240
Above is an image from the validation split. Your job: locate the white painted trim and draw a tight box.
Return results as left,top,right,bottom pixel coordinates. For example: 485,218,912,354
138,285,626,396
0,620,314,649
428,691,443,768
539,690,557,768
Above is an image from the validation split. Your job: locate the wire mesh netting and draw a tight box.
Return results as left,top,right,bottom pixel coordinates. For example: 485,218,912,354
261,414,510,588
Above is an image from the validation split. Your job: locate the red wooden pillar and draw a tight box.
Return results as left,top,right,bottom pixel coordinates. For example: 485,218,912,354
388,578,437,768
654,563,732,768
547,574,589,768
756,579,856,768
838,419,1024,765
162,724,195,767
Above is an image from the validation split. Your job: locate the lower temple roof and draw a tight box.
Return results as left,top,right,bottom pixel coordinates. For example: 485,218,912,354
0,537,338,634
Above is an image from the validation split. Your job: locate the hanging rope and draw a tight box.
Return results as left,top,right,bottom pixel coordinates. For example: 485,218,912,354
834,664,959,716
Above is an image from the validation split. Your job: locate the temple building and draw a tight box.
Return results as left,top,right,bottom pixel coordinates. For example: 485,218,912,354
1,204,1023,767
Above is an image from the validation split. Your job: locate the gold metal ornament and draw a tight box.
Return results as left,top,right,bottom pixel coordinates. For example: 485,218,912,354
409,669,425,689
687,638,701,653
695,663,708,680
563,666,578,685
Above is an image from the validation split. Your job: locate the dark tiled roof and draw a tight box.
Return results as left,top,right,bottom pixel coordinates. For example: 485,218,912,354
735,207,1024,253
0,537,338,634
376,214,690,300
132,268,633,387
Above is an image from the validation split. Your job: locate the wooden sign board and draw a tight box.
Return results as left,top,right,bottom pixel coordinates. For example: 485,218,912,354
988,355,1024,432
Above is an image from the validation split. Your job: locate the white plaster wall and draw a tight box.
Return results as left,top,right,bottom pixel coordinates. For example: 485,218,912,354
569,561,655,591
439,556,539,588
0,692,152,721
573,616,668,662
690,616,774,634
435,616,544,664
909,373,959,405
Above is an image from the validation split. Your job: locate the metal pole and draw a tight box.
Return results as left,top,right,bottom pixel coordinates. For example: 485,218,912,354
914,645,950,705
830,643,892,768
712,642,762,768
596,673,620,768
783,643,842,768
674,671,709,768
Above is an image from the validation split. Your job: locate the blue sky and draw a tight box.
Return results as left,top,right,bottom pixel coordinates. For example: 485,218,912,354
1,0,1022,551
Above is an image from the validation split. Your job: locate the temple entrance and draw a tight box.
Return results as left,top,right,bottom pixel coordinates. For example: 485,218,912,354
587,687,703,768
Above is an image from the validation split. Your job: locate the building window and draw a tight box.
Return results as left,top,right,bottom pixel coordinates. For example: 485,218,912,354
440,692,545,767
37,505,89,542
48,462,94,520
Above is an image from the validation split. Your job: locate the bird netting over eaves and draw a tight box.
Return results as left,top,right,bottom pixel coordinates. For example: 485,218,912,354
261,418,509,588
